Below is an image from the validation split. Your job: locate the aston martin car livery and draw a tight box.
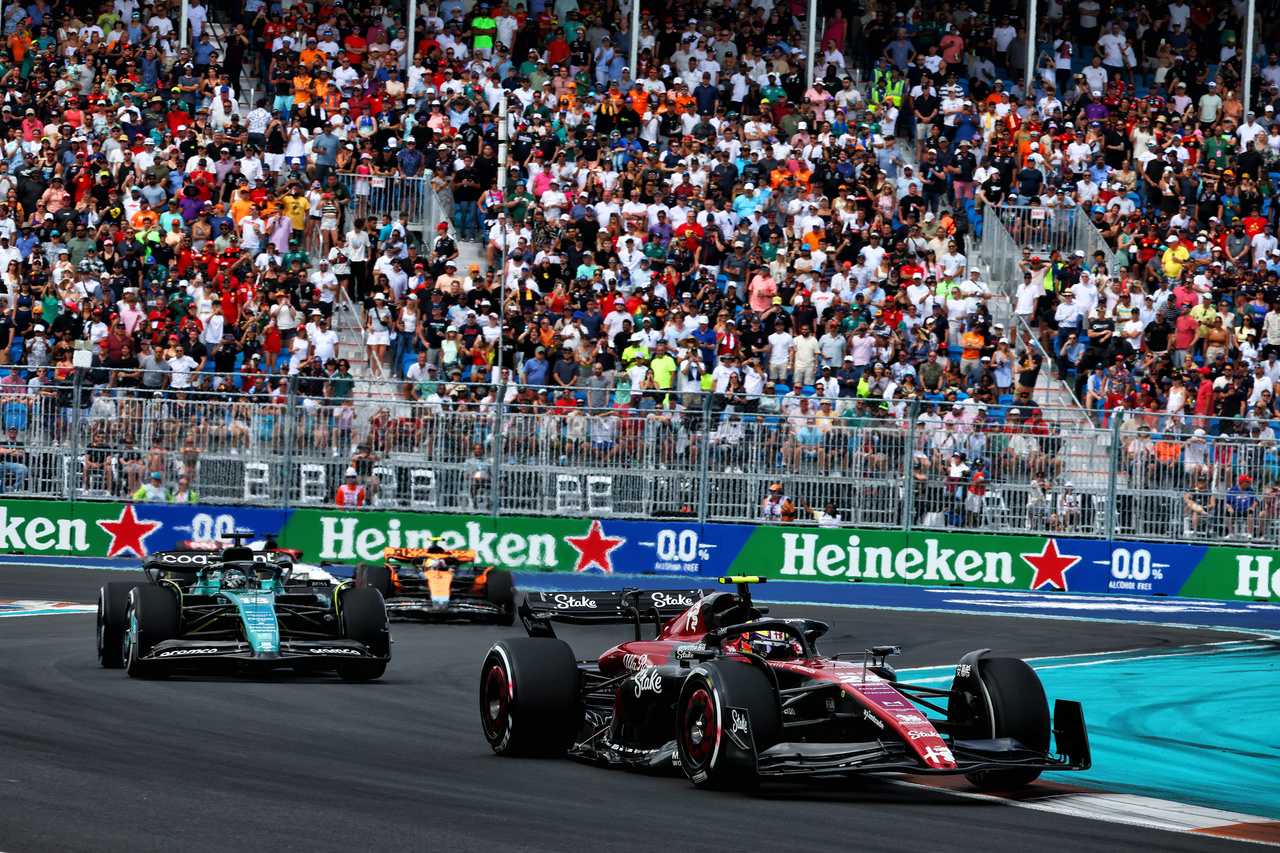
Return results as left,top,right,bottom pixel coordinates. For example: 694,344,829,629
480,578,1090,791
97,537,390,680
354,544,515,624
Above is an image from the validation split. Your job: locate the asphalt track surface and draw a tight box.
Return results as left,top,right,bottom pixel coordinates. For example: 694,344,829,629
0,564,1257,853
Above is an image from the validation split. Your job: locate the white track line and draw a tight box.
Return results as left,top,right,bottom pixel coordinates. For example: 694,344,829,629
884,778,1280,847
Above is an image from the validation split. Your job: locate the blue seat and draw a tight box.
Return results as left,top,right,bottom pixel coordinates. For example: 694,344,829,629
997,394,1013,406
3,401,26,431
741,415,756,424
925,393,942,401
802,385,815,396
764,416,780,427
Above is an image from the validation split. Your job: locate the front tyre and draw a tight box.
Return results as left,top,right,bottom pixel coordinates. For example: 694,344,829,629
676,660,781,791
480,638,582,756
484,570,516,626
123,585,179,679
97,582,136,668
962,657,1051,790
354,563,393,599
337,586,391,681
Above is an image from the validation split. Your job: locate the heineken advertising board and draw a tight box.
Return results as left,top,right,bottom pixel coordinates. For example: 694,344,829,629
1,498,1278,605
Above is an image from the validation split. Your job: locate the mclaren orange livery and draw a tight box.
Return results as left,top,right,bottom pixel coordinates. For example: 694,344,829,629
353,541,516,624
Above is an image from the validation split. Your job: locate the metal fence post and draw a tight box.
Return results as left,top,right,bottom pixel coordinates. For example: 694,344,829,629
491,383,506,517
282,374,298,509
695,391,713,524
68,367,82,502
903,397,919,531
1105,411,1121,541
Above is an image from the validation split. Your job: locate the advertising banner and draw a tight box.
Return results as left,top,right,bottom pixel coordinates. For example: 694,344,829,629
2,497,1279,605
275,509,715,576
1180,544,1280,602
0,499,287,558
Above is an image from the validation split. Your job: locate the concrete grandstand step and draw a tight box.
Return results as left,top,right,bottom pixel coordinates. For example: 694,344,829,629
454,239,487,273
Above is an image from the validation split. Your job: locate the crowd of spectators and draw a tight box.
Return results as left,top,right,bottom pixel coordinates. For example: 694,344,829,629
0,0,1277,537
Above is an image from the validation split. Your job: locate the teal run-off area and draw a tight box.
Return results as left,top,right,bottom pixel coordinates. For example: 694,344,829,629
900,642,1280,820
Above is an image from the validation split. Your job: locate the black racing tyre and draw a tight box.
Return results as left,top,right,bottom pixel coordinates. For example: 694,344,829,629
337,586,390,681
97,582,136,669
354,563,393,599
963,657,1051,790
480,638,582,756
123,585,180,679
676,660,782,791
484,570,516,626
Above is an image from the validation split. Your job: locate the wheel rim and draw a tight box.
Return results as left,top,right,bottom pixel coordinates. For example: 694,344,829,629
682,687,716,768
481,661,510,741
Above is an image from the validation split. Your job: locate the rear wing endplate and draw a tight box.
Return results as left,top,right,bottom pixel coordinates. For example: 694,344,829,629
519,589,713,641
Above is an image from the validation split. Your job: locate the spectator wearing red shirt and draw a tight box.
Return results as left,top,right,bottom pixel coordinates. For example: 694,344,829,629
1173,304,1199,366
672,211,703,249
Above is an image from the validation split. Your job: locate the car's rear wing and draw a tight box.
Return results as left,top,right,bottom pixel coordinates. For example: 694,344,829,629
519,589,713,641
382,547,478,564
142,549,291,582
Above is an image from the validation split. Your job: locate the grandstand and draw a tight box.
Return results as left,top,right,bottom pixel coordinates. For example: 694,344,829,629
0,0,1273,548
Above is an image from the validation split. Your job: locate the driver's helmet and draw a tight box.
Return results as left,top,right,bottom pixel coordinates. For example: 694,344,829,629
221,567,249,589
726,621,802,660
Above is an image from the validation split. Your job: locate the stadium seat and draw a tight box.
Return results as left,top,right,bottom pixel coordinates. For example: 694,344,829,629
3,401,27,431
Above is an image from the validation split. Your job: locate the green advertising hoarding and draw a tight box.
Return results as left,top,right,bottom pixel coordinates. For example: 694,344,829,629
715,527,1076,591
1,494,1278,607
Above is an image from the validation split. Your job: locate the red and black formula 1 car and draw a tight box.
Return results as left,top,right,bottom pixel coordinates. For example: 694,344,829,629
354,544,515,624
480,577,1090,791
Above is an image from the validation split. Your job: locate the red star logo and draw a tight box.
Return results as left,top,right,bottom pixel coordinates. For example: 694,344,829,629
96,505,163,558
1020,539,1080,591
565,521,625,574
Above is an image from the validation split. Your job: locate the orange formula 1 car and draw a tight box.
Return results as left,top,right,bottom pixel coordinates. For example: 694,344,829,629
354,542,516,624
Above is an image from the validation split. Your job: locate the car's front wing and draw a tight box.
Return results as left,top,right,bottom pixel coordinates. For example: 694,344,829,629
754,736,1089,777
143,638,387,666
384,597,507,621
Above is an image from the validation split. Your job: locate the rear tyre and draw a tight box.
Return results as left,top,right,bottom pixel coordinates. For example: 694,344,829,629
484,570,516,626
123,585,179,679
962,657,1051,790
354,563,393,599
676,660,782,791
480,637,582,756
337,586,391,681
97,582,136,668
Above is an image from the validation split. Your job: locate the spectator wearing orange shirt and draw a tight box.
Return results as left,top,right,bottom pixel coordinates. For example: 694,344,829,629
959,324,984,377
334,467,366,506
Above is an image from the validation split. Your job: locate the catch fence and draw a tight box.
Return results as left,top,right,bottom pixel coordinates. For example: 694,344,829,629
2,368,1278,546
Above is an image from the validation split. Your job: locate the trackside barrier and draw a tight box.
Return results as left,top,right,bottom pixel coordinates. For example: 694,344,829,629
1,500,1277,605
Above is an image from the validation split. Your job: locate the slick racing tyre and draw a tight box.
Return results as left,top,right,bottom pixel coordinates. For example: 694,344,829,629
959,657,1051,790
354,563,393,599
484,570,516,626
123,585,180,679
336,586,391,681
676,660,781,791
97,582,136,668
480,638,582,756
